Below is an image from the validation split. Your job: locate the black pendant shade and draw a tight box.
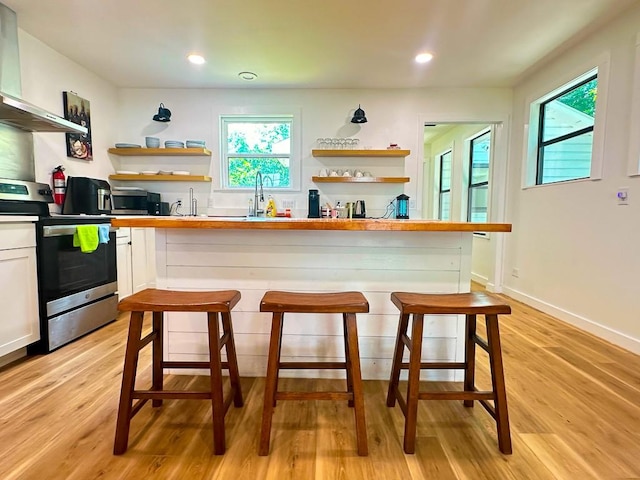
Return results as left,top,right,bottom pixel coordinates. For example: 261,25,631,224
350,105,367,124
153,103,171,122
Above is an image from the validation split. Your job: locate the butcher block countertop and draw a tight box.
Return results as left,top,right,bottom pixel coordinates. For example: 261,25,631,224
111,216,511,232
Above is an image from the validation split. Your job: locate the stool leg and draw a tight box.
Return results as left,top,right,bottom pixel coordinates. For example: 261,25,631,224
486,314,512,454
208,312,226,455
114,310,144,455
463,314,477,408
343,313,354,408
404,313,424,454
259,312,284,456
387,312,410,407
152,311,163,408
345,312,368,456
221,311,244,407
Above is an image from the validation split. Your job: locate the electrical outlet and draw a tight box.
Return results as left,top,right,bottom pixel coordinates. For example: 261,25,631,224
617,188,629,205
409,199,416,209
512,268,519,278
176,198,182,206
281,199,295,209
207,196,214,208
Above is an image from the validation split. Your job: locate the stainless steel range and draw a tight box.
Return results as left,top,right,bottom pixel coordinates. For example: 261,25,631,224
0,179,118,352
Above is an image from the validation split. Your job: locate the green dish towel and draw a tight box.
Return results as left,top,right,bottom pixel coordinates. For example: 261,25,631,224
73,225,99,253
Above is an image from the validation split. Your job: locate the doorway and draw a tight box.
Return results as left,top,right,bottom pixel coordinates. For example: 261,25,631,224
417,120,508,293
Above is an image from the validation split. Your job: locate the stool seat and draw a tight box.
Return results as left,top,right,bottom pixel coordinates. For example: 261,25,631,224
118,288,241,312
260,291,369,313
113,288,243,456
387,290,512,455
391,291,511,315
259,290,369,456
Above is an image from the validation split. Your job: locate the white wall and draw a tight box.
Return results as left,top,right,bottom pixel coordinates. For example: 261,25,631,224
18,30,118,211
115,88,511,218
505,5,640,352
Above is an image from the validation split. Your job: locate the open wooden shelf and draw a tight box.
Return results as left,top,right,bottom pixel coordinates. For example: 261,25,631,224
108,147,211,156
312,149,410,157
312,176,410,184
109,174,212,182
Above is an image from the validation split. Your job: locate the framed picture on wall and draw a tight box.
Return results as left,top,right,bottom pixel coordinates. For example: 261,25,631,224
62,91,92,160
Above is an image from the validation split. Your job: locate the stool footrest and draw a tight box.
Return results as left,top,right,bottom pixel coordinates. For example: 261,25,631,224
276,391,353,401
479,399,497,419
279,361,347,369
134,390,212,400
138,331,157,349
474,335,489,353
418,391,494,401
399,361,467,370
163,361,232,370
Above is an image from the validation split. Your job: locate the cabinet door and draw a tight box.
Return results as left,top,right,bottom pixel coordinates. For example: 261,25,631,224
0,247,39,356
116,232,133,299
131,227,150,293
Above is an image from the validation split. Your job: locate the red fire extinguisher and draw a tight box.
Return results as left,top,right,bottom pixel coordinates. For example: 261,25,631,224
52,165,66,205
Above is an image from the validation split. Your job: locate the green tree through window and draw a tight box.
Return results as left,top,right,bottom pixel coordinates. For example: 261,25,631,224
223,118,292,188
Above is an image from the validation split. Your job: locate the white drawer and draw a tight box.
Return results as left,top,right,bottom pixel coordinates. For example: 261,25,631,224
0,223,36,250
115,226,131,239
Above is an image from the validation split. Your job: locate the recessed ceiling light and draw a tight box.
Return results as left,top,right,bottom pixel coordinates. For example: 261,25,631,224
187,54,205,65
238,71,258,81
415,52,434,64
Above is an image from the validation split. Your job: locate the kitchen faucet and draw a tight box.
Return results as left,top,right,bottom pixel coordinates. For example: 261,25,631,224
251,171,264,217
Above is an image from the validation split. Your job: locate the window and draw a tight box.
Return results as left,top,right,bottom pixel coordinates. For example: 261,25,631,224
438,150,452,220
468,130,491,222
221,115,293,189
535,73,597,185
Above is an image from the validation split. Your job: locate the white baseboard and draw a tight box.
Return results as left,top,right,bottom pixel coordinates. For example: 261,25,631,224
471,272,488,285
0,348,27,368
502,286,640,355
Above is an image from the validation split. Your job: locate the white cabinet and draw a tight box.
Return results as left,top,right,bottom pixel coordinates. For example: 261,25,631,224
116,226,156,299
0,222,39,358
116,227,133,299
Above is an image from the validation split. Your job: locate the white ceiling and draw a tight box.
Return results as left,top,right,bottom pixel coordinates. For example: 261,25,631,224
2,0,636,89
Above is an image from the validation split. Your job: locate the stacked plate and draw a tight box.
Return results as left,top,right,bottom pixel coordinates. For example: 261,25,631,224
115,143,141,148
165,140,185,148
186,139,206,148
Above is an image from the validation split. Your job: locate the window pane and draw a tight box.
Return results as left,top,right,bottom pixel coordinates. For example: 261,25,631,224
540,131,592,184
542,78,596,142
440,151,452,190
227,122,291,154
469,185,488,222
228,157,291,188
470,132,490,184
439,191,450,220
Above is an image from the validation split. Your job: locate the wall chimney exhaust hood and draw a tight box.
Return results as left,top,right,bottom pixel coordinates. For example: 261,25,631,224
0,3,86,134
0,92,87,134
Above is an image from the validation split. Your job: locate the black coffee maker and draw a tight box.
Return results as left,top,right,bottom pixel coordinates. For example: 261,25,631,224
62,176,112,215
308,189,320,218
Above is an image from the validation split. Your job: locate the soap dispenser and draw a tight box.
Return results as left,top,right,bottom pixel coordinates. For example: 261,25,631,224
266,195,277,217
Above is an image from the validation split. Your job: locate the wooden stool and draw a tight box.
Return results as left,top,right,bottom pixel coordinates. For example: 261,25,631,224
258,291,369,456
113,288,243,455
386,291,512,454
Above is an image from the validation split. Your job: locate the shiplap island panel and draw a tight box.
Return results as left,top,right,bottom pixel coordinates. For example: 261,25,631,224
111,217,511,379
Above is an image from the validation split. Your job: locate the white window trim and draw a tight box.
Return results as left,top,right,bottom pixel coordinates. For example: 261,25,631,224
213,106,301,192
522,52,610,188
435,147,452,219
627,33,640,176
465,126,493,237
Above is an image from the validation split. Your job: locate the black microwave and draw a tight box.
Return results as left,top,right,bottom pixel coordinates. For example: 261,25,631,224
111,190,160,215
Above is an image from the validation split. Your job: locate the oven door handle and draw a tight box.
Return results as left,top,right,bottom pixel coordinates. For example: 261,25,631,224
42,225,117,237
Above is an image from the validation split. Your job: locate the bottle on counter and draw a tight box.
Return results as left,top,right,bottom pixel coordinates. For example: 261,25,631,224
266,195,277,217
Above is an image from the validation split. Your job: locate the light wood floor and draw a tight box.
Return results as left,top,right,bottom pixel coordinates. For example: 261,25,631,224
1,289,640,480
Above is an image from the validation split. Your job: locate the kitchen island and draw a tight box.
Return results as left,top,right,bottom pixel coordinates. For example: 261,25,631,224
111,217,511,379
